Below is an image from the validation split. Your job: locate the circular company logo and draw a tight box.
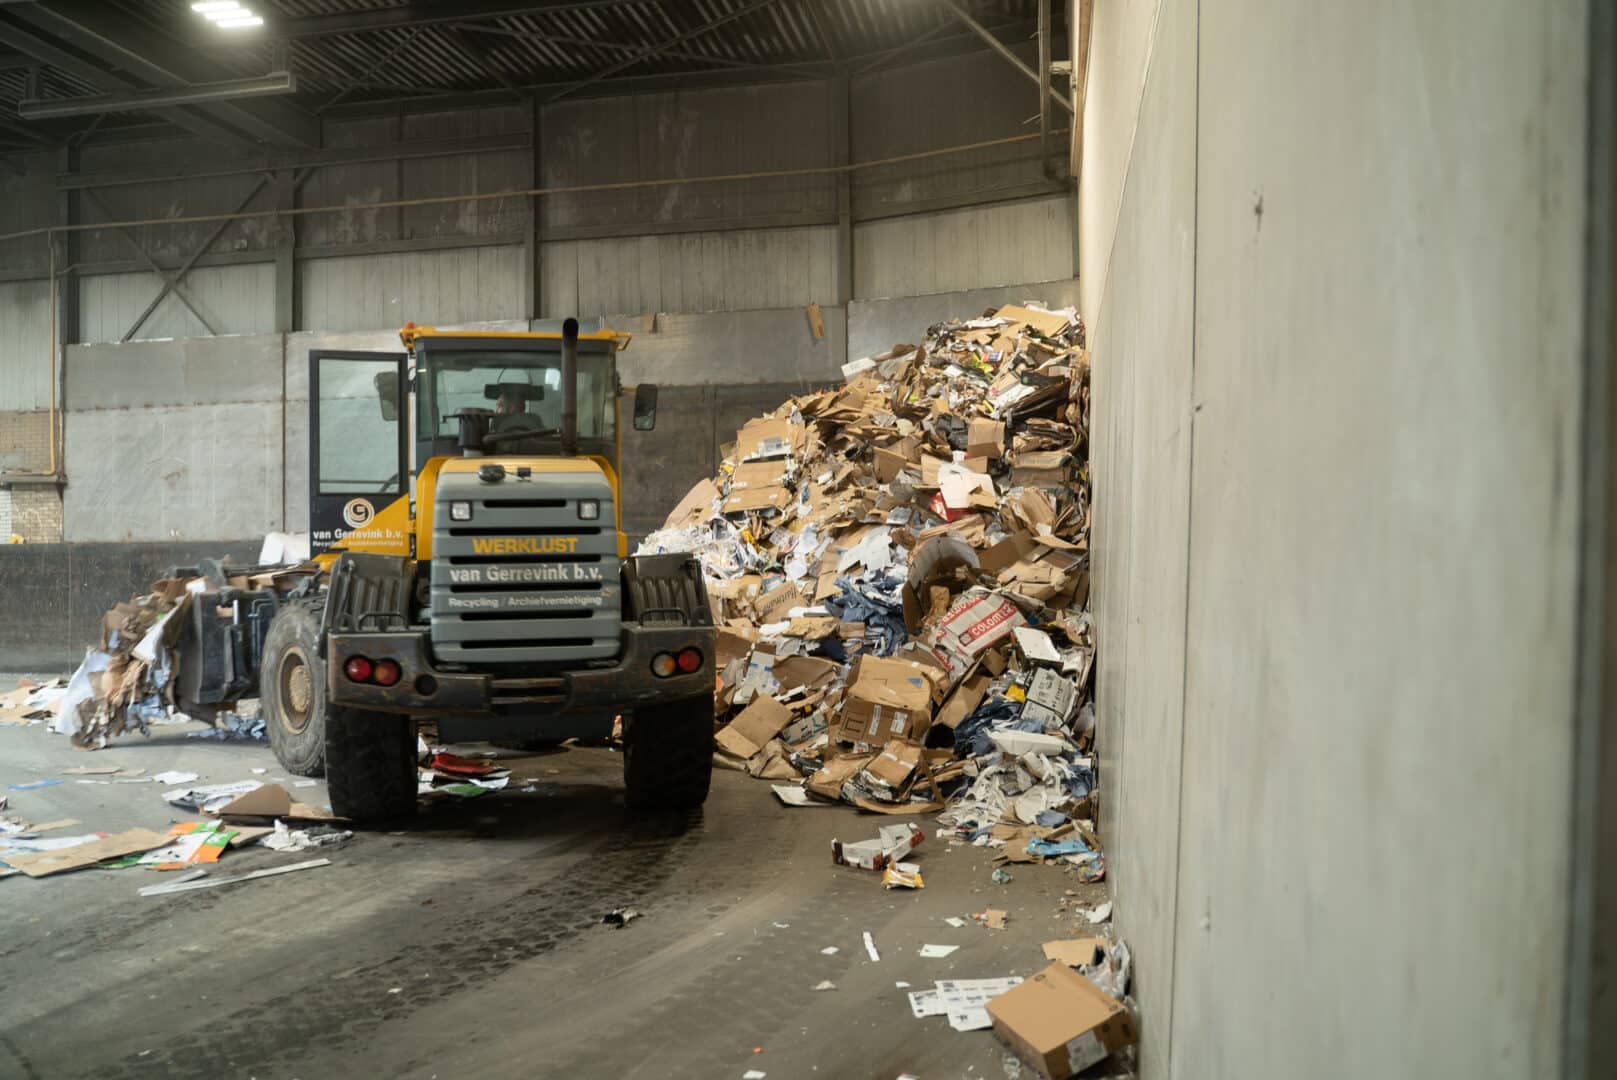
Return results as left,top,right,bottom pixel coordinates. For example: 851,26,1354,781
342,498,376,529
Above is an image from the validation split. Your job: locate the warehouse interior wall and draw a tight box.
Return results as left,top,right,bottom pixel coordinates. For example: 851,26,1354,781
0,41,1083,669
1083,1,1594,1078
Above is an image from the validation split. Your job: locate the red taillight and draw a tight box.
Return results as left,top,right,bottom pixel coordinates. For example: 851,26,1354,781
676,647,703,674
373,659,402,687
344,656,373,682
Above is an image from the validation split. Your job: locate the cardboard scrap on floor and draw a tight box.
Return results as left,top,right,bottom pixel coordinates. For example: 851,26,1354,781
2,828,170,878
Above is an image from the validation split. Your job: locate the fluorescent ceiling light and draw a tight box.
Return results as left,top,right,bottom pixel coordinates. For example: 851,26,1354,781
215,15,263,27
191,2,242,11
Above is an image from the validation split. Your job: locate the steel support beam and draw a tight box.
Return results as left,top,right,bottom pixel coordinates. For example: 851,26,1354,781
58,132,529,191
55,144,79,347
524,96,542,321
936,0,1072,114
18,73,299,121
1038,0,1053,179
0,20,256,147
9,2,320,147
229,1,648,42
274,169,297,332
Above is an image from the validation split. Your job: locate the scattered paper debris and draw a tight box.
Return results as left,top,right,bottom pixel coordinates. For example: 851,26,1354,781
862,930,881,962
602,908,640,928
138,857,331,896
918,944,958,959
813,980,836,992
1083,901,1113,924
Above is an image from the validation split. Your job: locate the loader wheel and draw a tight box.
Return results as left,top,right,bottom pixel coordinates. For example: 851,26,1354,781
324,705,418,823
262,601,328,777
623,695,714,812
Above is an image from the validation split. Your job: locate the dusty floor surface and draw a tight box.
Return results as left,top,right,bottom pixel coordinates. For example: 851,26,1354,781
0,688,1124,1080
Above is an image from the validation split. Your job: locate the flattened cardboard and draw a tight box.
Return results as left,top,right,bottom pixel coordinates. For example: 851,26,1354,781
771,655,840,693
1041,938,1109,968
715,696,795,760
214,784,338,822
663,477,722,527
736,417,804,462
729,460,790,491
993,304,1071,339
753,582,805,625
937,667,992,729
723,484,792,514
986,962,1137,1080
5,827,169,877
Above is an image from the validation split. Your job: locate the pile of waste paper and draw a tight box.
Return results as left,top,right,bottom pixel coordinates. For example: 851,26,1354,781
638,302,1100,874
57,559,317,749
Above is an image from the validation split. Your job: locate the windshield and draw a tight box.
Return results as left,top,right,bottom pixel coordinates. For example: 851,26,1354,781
419,346,615,442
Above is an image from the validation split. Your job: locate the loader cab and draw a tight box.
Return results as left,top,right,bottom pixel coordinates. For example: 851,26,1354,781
307,319,647,558
407,326,624,471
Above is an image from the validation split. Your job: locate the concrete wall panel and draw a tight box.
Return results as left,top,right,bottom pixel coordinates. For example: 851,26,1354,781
1087,0,1592,1076
65,334,283,411
1084,0,1197,1074
853,195,1075,300
78,264,276,344
63,401,283,542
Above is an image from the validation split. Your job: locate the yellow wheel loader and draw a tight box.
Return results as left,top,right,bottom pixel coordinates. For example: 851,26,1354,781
173,318,716,820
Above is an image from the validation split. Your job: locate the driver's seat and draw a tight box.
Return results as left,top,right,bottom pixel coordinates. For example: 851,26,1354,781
485,411,549,454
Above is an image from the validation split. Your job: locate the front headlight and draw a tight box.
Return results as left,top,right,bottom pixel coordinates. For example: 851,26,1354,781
578,499,600,520
450,501,472,521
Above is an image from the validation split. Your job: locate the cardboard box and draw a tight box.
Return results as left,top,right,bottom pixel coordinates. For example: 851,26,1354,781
1021,667,1078,727
807,753,872,801
987,962,1137,1080
928,590,1028,676
833,655,935,746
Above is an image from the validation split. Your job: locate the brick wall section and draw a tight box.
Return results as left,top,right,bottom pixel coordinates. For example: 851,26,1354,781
0,410,53,474
8,485,63,542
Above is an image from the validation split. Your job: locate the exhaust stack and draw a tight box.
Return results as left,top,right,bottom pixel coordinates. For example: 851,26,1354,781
561,317,579,457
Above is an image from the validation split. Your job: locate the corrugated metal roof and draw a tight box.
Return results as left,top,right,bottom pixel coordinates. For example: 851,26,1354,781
0,0,1061,140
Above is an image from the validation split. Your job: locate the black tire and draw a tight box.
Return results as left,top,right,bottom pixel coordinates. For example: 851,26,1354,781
261,601,328,777
623,695,714,812
325,705,419,822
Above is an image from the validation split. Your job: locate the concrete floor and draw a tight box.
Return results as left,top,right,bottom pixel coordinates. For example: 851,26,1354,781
0,699,1122,1080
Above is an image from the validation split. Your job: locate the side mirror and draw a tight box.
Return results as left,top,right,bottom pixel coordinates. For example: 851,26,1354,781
374,370,399,422
632,384,659,432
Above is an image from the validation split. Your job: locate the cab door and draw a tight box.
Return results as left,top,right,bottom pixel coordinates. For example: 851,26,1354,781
309,350,408,556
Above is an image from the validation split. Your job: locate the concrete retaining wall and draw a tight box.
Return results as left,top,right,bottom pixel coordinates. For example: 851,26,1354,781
0,541,261,673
